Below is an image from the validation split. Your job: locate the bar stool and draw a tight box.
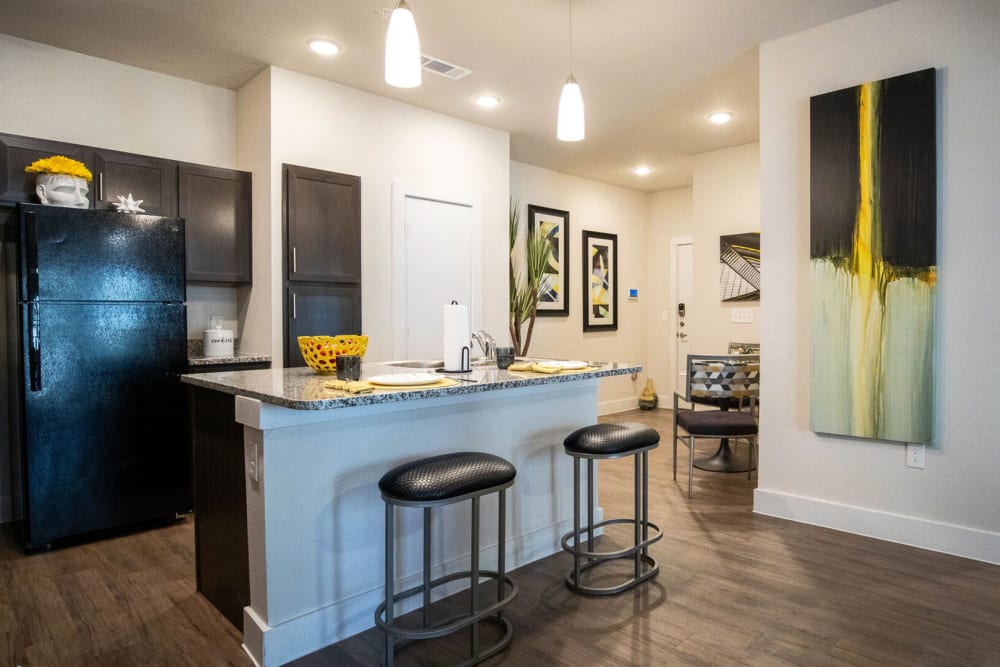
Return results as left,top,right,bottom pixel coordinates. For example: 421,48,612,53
375,452,518,667
561,422,662,595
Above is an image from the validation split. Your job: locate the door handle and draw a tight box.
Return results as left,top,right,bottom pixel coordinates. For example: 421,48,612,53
677,332,688,339
292,293,297,319
292,247,297,274
28,302,42,391
99,172,104,201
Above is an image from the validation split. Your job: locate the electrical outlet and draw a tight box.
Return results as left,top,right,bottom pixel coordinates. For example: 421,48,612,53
247,440,259,482
906,443,925,469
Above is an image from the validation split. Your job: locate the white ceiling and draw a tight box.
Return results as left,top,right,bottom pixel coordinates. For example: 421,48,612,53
2,0,892,192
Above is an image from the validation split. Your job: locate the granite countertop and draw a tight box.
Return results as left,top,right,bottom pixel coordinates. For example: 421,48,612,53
187,352,272,367
180,360,641,410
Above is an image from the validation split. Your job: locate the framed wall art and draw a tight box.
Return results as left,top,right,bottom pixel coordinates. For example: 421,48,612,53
528,204,569,316
809,67,936,443
720,232,760,301
582,230,617,332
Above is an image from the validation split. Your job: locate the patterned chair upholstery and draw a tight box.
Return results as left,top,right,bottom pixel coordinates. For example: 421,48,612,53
673,354,760,498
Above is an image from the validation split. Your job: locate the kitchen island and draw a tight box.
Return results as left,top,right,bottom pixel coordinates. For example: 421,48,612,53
182,360,640,667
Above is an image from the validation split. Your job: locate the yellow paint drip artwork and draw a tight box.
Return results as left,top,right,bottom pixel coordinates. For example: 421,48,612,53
809,68,936,443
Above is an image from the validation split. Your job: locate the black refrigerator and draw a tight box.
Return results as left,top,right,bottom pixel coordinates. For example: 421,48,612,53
8,203,189,549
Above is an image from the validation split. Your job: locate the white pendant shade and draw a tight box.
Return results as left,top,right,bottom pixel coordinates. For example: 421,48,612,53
557,76,585,142
385,1,421,88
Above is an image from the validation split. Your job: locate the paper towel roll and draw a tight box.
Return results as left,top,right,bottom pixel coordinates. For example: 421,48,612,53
442,302,471,372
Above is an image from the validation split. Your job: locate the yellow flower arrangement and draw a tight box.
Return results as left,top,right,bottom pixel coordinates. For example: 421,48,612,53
24,155,93,182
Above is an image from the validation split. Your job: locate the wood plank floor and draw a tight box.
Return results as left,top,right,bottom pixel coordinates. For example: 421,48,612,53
2,408,998,666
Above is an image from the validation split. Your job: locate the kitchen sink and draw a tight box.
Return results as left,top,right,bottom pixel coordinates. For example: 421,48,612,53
382,359,495,369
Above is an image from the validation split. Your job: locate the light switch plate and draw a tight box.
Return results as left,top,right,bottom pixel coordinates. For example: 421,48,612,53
731,308,754,324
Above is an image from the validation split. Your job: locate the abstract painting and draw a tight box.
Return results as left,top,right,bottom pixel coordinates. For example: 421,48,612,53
810,68,936,443
720,232,760,301
582,230,617,331
528,204,569,316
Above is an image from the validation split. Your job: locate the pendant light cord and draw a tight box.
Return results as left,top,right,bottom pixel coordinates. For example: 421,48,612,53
569,0,574,76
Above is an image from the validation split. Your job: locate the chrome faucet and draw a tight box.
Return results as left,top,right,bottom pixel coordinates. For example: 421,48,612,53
471,330,496,361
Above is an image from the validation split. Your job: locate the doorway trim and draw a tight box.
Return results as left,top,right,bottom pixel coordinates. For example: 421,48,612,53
390,181,482,361
668,235,693,397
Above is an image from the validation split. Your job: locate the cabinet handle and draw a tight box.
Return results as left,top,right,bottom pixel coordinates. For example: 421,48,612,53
292,293,297,320
292,246,297,274
99,172,104,201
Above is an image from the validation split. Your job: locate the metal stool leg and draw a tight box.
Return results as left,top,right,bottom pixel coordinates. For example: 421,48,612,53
688,436,695,499
633,453,641,579
587,458,595,555
385,503,395,667
470,496,480,660
573,457,581,587
422,507,431,629
497,489,506,619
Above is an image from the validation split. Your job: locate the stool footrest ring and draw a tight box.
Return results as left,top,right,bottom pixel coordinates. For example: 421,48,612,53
560,517,662,560
375,569,517,640
560,518,662,596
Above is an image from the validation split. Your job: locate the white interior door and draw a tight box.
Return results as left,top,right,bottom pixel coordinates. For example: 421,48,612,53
401,195,474,360
675,242,694,394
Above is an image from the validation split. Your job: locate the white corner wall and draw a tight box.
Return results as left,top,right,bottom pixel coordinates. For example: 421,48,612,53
241,67,510,364
758,0,1000,564
509,162,648,413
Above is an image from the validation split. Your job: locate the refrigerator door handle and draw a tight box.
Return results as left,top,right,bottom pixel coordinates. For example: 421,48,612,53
24,210,40,302
28,302,42,391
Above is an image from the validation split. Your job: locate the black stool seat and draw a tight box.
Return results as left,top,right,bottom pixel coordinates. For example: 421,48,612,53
379,452,516,503
676,410,757,436
564,422,660,457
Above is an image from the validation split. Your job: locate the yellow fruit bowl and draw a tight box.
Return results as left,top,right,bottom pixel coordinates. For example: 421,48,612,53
297,335,369,374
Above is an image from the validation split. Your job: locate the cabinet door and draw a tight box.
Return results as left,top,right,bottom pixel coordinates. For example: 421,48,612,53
179,164,252,284
285,285,362,367
284,164,360,283
93,149,177,216
0,133,93,206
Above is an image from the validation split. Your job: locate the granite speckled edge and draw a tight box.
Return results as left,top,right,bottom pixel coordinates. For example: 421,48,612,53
180,362,642,410
187,353,272,367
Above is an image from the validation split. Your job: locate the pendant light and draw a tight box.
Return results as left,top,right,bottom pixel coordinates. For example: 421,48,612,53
557,0,585,141
385,0,422,88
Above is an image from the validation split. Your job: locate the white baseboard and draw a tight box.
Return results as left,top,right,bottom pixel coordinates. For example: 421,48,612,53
598,397,639,415
242,512,600,667
754,488,1000,566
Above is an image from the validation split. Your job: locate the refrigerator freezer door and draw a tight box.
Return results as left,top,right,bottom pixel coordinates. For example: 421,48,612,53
18,204,185,303
20,302,188,548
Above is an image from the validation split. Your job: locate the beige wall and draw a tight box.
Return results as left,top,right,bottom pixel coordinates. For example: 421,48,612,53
758,0,1000,563
691,144,761,355
645,187,693,401
509,161,648,413
0,35,236,167
239,67,510,364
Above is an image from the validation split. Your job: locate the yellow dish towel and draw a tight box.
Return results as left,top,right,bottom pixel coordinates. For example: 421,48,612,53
508,362,595,374
324,380,375,394
324,378,459,393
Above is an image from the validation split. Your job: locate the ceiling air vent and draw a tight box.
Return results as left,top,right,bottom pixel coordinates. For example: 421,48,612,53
421,55,473,80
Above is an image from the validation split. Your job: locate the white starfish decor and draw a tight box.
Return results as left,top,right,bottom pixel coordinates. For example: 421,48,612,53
113,193,145,213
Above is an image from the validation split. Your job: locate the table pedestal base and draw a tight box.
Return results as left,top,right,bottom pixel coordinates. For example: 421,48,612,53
693,439,754,473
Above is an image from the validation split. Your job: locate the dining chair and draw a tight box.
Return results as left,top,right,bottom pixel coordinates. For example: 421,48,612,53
673,354,759,498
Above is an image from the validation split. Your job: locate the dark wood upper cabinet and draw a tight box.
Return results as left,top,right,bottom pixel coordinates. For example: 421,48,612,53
93,149,178,216
0,133,94,206
284,285,362,367
180,164,252,284
284,165,361,284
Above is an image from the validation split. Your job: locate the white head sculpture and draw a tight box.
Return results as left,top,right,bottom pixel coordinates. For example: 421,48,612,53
35,172,90,208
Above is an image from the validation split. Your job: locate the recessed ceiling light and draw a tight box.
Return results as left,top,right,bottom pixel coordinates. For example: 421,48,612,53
633,165,652,176
707,111,734,125
474,94,501,108
308,38,341,56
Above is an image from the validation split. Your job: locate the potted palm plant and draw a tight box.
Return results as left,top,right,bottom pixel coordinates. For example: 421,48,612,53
509,199,551,357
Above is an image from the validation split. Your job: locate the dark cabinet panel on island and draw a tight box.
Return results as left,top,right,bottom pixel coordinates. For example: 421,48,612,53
93,149,178,216
180,164,252,284
0,133,93,206
284,164,361,284
285,285,362,367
